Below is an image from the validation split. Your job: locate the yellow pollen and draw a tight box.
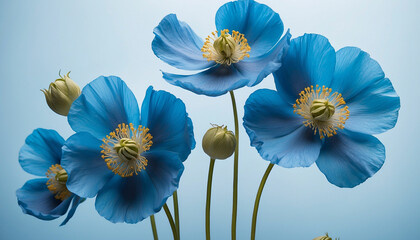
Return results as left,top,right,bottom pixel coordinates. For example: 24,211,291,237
100,123,153,177
46,164,72,201
201,29,251,65
293,85,350,139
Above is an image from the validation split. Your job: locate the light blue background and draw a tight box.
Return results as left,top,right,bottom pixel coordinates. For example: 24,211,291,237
1,0,419,239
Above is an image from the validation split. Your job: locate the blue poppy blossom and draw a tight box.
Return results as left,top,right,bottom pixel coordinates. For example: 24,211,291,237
16,128,82,226
61,76,195,223
243,34,400,188
152,0,291,96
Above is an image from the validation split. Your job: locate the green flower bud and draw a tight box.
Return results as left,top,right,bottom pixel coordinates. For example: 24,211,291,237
41,71,81,116
313,233,339,240
202,125,236,160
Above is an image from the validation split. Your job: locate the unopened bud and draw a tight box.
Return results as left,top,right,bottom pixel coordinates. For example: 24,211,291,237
202,125,236,160
313,233,339,240
41,71,81,116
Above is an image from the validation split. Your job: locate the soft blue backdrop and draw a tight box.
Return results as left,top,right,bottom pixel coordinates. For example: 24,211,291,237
1,0,419,239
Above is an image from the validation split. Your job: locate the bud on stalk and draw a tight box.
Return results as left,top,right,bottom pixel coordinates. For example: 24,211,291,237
41,71,81,116
202,124,236,160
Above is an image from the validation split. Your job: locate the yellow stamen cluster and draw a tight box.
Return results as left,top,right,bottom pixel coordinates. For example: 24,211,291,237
46,164,72,201
201,29,251,65
293,85,350,139
100,123,153,177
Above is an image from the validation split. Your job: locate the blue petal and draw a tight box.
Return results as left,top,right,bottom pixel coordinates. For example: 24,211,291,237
235,30,291,87
316,130,385,188
152,14,215,70
274,34,336,104
61,132,114,198
19,129,64,176
142,150,184,207
95,151,183,223
244,89,302,137
243,89,321,167
140,87,195,161
345,77,400,134
60,196,82,226
215,0,284,57
95,174,155,223
16,178,72,220
332,47,386,100
251,126,322,168
187,117,196,150
95,174,157,223
332,47,400,134
68,76,140,139
162,65,249,96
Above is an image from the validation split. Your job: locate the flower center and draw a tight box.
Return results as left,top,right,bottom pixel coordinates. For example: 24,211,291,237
100,123,153,177
293,85,350,139
201,29,251,66
46,164,72,201
310,99,335,121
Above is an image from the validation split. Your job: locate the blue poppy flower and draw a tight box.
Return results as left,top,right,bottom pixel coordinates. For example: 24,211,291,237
243,34,400,188
152,0,291,96
16,128,82,226
61,76,195,223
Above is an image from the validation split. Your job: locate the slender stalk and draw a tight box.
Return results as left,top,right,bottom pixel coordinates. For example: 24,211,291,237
173,191,180,240
229,90,239,240
251,163,274,240
206,158,216,240
163,203,178,240
150,215,159,240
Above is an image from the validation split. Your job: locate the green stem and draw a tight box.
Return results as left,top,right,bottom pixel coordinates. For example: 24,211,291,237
163,203,178,240
229,90,239,240
173,191,180,240
150,215,159,240
206,158,216,240
251,163,274,240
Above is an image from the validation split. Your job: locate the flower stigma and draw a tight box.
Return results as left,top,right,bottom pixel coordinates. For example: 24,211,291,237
202,29,251,65
101,123,153,177
46,164,72,201
293,85,349,139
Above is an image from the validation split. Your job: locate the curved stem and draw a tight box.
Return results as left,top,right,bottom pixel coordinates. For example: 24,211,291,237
163,203,178,240
206,158,216,240
229,90,239,240
251,163,274,240
173,191,180,240
150,215,159,240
